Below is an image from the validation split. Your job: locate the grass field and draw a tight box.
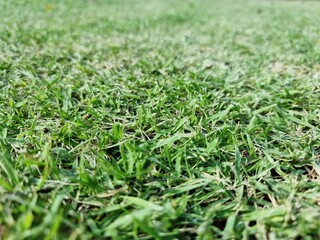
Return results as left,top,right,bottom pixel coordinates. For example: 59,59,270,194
1,0,320,239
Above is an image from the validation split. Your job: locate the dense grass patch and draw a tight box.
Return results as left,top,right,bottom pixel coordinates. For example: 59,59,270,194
1,0,320,239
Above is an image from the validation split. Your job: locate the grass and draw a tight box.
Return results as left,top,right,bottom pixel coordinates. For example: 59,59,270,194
1,0,320,239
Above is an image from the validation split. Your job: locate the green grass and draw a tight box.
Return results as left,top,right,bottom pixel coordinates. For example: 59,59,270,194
1,0,320,239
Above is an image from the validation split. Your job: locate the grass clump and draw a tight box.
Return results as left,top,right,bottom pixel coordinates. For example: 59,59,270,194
1,0,320,239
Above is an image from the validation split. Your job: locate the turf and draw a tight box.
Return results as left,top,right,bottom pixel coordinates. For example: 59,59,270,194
1,0,320,239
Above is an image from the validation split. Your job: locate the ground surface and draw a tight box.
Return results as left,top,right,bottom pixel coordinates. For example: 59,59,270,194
1,0,320,239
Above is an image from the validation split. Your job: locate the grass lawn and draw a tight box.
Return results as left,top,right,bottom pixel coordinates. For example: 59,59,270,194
1,0,320,239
